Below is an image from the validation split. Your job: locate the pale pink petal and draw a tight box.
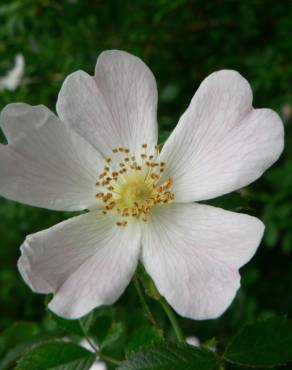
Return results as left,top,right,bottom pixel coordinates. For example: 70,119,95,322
18,211,141,319
141,203,264,320
0,103,103,211
57,50,158,159
160,70,284,202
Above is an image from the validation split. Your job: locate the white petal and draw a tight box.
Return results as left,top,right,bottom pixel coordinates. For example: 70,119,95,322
18,211,141,319
186,336,200,347
57,50,158,159
0,103,103,211
141,203,264,320
0,54,25,91
160,70,284,202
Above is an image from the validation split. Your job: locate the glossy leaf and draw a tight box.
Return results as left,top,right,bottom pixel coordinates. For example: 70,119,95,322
15,341,96,370
224,316,292,367
118,342,218,370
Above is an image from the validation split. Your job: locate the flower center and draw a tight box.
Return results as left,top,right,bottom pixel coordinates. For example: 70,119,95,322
95,144,174,226
119,176,154,208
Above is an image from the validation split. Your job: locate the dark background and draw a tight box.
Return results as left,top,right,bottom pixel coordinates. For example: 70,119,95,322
0,0,292,365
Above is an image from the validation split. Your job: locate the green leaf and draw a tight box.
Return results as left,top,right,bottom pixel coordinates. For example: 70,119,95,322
79,308,101,334
126,327,163,355
78,306,122,349
85,312,112,346
0,334,57,370
15,341,96,370
0,322,39,356
118,342,218,370
0,322,48,369
100,321,125,350
49,311,84,337
224,316,292,367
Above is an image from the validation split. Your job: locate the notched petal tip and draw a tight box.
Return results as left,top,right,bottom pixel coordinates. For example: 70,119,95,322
94,49,152,74
96,49,134,60
1,102,49,119
0,101,102,211
201,69,253,96
1,103,54,144
57,49,158,160
1,102,29,118
160,69,284,202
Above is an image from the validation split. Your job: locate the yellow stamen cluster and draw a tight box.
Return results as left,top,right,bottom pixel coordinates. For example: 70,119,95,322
95,144,174,226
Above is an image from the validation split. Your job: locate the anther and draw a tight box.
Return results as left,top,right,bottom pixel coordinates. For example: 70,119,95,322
116,221,127,227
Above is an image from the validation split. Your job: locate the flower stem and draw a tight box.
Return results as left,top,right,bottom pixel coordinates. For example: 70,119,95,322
100,353,121,366
158,298,184,342
133,274,164,339
81,323,121,365
136,266,185,343
84,334,99,354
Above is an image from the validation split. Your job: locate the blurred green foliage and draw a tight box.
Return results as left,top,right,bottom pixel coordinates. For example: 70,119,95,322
0,0,292,367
